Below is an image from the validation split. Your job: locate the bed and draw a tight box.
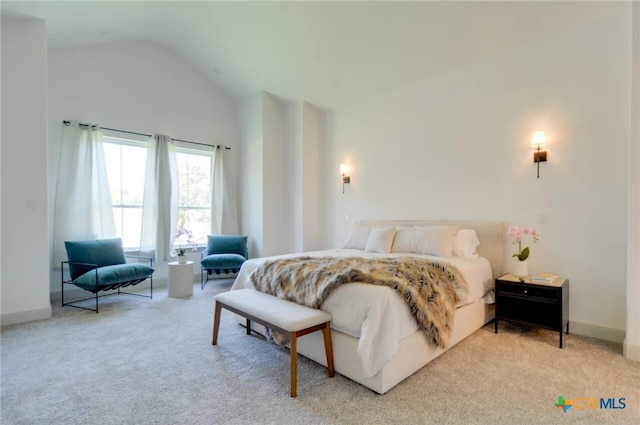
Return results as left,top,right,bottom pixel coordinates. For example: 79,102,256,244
228,220,504,394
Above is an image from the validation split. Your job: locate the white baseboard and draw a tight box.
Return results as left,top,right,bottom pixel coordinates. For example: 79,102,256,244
1,306,52,327
570,321,625,344
623,341,640,361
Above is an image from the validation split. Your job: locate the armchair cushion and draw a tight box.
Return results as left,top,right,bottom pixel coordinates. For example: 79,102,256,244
65,238,128,281
201,253,246,271
73,263,155,292
206,235,248,258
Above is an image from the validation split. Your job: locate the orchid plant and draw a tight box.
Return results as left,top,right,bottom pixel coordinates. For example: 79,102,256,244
174,227,198,256
508,225,539,262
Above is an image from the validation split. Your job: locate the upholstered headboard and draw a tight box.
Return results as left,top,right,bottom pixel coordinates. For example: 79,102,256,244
358,220,505,278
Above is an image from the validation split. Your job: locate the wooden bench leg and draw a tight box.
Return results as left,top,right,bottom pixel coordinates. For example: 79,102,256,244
322,322,335,378
290,332,297,397
212,301,222,345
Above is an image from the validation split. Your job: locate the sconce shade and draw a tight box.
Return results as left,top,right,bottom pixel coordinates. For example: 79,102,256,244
531,131,546,147
340,163,348,175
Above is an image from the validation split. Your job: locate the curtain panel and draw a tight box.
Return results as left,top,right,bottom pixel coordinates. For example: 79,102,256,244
52,122,116,267
140,134,178,262
210,147,239,235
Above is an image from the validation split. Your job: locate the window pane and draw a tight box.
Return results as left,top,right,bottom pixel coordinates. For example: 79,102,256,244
120,145,146,205
103,137,147,251
176,154,188,207
112,207,123,240
176,149,212,246
177,152,211,208
103,143,122,205
121,208,143,249
177,208,210,245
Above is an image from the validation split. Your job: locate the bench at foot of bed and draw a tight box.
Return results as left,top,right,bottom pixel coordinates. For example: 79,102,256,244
212,288,334,397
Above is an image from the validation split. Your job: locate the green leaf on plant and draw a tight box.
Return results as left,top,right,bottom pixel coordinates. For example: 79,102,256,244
517,246,530,261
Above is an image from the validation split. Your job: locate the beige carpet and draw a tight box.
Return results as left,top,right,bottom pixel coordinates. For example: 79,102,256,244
1,279,639,425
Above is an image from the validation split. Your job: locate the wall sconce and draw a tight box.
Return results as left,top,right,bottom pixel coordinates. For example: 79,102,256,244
340,163,351,193
531,131,547,179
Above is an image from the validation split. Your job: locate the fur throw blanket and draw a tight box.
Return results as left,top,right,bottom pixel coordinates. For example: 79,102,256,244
249,256,469,349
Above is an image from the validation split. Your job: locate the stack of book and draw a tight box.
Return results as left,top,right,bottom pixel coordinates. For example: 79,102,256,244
530,273,559,283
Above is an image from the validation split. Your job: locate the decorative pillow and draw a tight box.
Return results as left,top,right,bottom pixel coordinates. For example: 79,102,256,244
65,238,127,281
411,226,460,257
342,223,372,250
390,227,423,253
201,253,246,270
452,229,480,259
365,227,397,254
206,235,248,258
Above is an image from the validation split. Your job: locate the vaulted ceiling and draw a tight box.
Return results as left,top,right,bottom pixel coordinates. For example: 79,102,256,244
1,1,610,108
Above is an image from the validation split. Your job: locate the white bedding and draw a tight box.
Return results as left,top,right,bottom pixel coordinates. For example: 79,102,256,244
231,249,494,377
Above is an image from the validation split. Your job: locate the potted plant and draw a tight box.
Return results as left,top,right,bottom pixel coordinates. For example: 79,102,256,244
508,225,539,277
176,246,189,264
175,227,198,264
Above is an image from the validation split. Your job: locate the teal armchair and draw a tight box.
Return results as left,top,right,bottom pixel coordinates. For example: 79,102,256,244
62,238,154,313
200,235,248,289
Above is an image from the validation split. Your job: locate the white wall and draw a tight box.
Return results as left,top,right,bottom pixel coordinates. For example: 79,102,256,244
239,92,290,259
301,102,324,251
625,0,640,361
324,6,632,339
287,101,323,253
46,41,240,292
286,102,304,252
239,95,264,259
239,94,325,257
1,19,52,324
261,93,290,257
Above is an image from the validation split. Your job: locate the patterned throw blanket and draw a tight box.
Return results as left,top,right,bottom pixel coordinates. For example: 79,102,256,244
249,256,469,349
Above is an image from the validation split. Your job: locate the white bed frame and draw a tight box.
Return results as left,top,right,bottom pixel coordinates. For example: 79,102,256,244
244,221,504,394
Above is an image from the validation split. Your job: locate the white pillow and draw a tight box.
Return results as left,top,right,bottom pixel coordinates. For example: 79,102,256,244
412,226,459,257
452,229,480,259
342,223,372,250
365,227,397,254
391,227,423,253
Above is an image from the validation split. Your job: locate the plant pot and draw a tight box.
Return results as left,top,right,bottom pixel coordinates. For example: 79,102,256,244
177,255,187,264
513,260,528,277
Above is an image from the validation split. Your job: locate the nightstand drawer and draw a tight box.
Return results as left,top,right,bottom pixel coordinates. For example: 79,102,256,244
497,282,558,301
497,297,561,329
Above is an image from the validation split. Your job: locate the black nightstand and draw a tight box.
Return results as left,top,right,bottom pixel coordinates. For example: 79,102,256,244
494,274,570,348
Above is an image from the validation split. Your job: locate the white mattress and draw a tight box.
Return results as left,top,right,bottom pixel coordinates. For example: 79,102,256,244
231,249,494,377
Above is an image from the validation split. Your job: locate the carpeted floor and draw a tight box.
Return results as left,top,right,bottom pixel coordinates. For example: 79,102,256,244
1,279,639,425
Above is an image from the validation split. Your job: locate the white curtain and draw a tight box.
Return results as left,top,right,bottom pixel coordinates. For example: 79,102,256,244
210,146,239,235
52,121,116,266
140,134,177,262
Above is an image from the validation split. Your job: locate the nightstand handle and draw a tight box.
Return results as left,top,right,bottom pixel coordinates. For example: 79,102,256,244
524,290,528,294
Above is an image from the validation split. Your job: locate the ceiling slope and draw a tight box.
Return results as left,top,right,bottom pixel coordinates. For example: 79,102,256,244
1,1,613,108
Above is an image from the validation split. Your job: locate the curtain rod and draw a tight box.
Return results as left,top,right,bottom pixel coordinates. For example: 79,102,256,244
63,120,231,150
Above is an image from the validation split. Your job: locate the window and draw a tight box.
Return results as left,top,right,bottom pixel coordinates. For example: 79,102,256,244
103,136,147,250
175,147,212,247
103,136,213,251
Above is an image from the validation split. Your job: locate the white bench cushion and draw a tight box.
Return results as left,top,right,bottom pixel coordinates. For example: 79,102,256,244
215,289,331,332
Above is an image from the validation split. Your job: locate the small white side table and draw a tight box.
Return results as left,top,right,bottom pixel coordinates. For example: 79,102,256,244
168,261,194,298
